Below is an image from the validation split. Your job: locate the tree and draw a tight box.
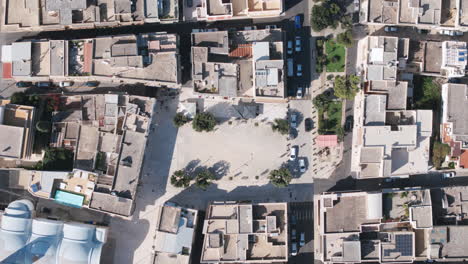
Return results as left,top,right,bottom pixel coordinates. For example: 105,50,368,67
335,126,345,142
192,112,216,132
36,148,74,171
271,118,290,135
10,92,27,105
337,30,353,47
36,121,51,133
311,1,343,31
195,169,216,190
173,113,191,128
313,93,330,111
432,141,450,169
333,75,360,100
170,170,191,188
269,167,292,187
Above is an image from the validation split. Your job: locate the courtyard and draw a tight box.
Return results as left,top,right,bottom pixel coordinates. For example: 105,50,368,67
107,89,314,264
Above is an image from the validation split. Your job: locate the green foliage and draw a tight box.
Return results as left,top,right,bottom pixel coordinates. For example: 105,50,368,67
340,15,353,29
269,167,292,187
195,169,216,190
35,121,51,133
10,92,41,107
432,141,451,169
335,126,345,142
271,119,290,135
336,30,353,47
448,162,455,169
333,75,360,100
318,101,342,135
170,170,191,188
311,1,343,31
325,40,346,72
35,148,74,171
414,76,441,110
400,191,408,198
192,112,216,132
173,113,191,128
313,93,330,111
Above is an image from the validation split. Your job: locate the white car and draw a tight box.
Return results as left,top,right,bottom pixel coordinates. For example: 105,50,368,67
440,30,455,36
296,86,303,99
296,64,303,77
289,146,297,161
291,243,298,256
384,26,398,32
291,113,297,128
443,172,456,178
299,158,306,173
295,36,301,52
287,41,293,55
299,232,305,246
244,26,257,30
59,81,73,87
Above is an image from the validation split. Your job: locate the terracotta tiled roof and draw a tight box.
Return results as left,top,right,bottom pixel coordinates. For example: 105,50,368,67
83,42,93,74
316,135,338,147
2,62,11,79
229,44,252,58
460,150,468,168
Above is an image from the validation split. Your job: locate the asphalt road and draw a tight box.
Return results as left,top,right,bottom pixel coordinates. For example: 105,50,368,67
288,202,314,264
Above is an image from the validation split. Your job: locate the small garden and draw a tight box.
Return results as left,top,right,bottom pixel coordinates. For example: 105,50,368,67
314,92,343,135
318,101,342,135
325,40,346,72
412,76,441,111
316,38,347,73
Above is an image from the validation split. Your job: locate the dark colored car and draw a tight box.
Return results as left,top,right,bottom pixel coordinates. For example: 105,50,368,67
85,81,100,87
304,118,313,132
294,15,302,29
36,82,52,88
15,81,33,88
345,115,354,132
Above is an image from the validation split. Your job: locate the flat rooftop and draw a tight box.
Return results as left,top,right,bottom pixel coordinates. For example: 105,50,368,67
324,195,378,233
368,0,398,23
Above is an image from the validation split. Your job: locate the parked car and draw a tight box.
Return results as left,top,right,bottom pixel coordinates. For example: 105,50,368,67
291,229,297,240
294,15,302,29
296,64,303,77
244,26,257,30
455,31,464,36
354,0,360,11
295,36,301,52
36,82,51,88
15,81,32,88
417,28,430,34
291,113,298,128
440,30,455,36
287,58,294,77
289,146,297,161
305,118,313,132
59,81,74,87
287,41,293,55
443,171,456,178
291,243,298,256
299,232,305,246
299,158,306,173
384,26,398,32
345,115,354,132
296,86,303,99
290,215,297,226
266,25,277,29
85,81,100,87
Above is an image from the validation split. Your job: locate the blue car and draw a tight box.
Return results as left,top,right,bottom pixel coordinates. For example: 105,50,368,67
295,15,302,29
